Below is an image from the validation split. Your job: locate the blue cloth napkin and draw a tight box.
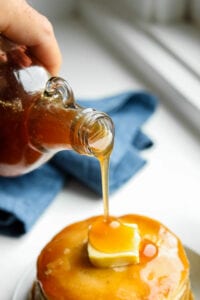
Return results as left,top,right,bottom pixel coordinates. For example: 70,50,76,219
0,91,157,236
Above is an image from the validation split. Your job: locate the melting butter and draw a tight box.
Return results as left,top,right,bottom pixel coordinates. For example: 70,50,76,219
87,219,141,268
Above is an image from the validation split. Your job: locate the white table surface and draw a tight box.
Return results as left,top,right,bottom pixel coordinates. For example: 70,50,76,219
1,18,200,300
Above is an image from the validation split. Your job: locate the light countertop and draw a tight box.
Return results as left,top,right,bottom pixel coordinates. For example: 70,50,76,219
1,18,200,299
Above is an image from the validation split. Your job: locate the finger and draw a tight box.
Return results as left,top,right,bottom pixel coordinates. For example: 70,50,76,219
0,0,62,75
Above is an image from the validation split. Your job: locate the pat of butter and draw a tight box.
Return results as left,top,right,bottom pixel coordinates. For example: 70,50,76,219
87,219,141,268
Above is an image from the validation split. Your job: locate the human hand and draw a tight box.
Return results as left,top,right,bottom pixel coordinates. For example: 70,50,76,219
0,0,62,75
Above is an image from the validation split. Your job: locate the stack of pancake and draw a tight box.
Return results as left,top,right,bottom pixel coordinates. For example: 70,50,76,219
30,215,194,300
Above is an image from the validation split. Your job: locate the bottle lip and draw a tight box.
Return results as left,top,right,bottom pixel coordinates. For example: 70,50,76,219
70,108,114,157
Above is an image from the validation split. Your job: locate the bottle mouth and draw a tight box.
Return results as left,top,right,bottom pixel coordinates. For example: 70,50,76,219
70,108,114,158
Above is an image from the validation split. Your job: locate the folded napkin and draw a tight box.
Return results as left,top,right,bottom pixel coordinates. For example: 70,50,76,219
0,91,157,236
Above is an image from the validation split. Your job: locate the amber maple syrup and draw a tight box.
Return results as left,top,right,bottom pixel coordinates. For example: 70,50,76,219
99,156,111,218
0,35,115,177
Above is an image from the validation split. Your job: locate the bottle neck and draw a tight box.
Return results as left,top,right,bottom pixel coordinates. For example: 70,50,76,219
28,77,114,159
70,108,114,159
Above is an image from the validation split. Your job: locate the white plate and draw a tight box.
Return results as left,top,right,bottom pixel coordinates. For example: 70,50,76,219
13,247,200,300
13,265,36,300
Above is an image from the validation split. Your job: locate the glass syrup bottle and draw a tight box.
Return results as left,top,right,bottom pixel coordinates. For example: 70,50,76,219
0,35,114,177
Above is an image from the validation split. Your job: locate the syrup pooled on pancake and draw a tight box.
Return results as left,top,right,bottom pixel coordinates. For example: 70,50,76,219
34,215,192,300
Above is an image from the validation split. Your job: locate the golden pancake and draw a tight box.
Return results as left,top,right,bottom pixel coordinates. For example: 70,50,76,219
31,215,194,300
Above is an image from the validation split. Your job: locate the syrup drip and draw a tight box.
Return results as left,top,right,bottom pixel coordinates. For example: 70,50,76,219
90,118,113,219
99,155,110,219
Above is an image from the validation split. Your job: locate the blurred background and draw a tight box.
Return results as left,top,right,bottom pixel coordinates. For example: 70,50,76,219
30,0,200,133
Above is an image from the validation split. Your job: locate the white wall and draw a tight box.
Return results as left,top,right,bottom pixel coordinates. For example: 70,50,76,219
29,0,200,26
80,0,190,23
29,0,77,21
